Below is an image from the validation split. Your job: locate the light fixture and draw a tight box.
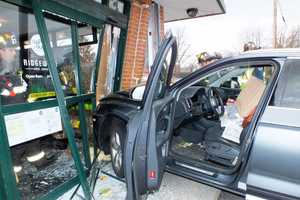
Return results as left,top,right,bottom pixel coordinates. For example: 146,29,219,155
0,17,8,28
186,8,198,18
26,151,45,162
13,166,22,173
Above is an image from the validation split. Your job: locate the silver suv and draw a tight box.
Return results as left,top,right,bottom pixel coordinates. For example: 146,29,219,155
94,34,300,200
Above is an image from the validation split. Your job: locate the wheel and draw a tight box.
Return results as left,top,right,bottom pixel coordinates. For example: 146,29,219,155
109,120,125,178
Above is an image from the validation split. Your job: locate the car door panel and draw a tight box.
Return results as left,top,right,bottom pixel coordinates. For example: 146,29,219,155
147,95,174,190
154,96,174,146
246,106,300,199
125,112,147,199
125,34,177,200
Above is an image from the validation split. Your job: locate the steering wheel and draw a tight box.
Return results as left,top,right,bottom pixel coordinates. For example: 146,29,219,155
205,87,225,118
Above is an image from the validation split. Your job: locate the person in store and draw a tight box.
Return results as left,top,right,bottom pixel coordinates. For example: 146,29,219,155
0,32,28,104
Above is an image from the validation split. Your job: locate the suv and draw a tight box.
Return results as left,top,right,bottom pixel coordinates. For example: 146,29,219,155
94,34,300,200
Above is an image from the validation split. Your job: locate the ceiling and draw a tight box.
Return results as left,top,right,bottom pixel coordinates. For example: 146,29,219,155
159,0,225,22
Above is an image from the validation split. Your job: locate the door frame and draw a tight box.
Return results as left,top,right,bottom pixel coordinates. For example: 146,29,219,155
166,58,282,190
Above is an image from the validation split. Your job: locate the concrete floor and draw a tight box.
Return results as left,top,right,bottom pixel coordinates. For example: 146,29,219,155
59,162,244,200
92,165,221,200
147,173,221,200
219,192,244,200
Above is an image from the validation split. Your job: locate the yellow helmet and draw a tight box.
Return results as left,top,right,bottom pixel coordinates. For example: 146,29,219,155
197,52,222,64
243,42,259,52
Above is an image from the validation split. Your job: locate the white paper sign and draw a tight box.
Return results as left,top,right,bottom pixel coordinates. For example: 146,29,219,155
5,107,62,147
222,123,243,144
220,105,243,144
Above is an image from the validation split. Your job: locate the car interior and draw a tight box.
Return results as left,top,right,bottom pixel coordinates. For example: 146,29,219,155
170,64,275,172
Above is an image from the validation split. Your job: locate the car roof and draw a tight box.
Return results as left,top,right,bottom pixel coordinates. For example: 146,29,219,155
172,48,300,88
230,48,300,60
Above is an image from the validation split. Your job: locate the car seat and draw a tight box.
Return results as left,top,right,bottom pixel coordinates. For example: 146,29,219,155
204,75,266,167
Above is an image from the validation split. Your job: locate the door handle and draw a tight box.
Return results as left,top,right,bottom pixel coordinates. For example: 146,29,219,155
159,115,171,133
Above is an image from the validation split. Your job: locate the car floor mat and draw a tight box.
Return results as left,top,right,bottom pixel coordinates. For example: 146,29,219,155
171,136,206,161
176,123,206,144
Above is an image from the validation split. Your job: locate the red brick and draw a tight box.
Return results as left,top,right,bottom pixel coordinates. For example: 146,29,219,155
121,0,165,89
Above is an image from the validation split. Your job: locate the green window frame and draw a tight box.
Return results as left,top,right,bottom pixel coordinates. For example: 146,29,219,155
0,0,130,199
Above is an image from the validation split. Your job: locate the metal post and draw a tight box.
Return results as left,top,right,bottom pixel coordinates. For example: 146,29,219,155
113,1,131,91
154,1,161,45
273,0,278,48
0,99,20,200
31,1,91,199
71,22,92,169
91,26,105,161
92,26,105,96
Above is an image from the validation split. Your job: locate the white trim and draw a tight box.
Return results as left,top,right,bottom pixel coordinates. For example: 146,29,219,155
174,161,215,176
238,181,247,191
260,106,300,128
286,56,300,59
246,194,266,200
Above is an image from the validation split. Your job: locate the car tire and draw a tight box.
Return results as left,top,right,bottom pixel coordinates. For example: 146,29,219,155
109,120,125,178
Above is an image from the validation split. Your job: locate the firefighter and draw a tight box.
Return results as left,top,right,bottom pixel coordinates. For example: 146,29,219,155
197,51,222,66
243,41,260,52
243,42,265,80
0,32,27,104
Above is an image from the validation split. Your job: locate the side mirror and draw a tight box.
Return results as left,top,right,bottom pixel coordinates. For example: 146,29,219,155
131,85,145,100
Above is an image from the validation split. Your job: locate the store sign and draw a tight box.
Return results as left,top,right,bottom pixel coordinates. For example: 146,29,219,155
23,59,50,80
30,34,45,56
5,107,62,146
23,59,47,67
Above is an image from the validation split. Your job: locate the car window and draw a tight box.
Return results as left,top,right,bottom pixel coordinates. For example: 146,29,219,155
273,59,300,109
132,37,175,102
150,46,173,101
197,65,273,89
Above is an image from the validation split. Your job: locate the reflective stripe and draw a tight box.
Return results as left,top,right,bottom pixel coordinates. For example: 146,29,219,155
28,91,56,102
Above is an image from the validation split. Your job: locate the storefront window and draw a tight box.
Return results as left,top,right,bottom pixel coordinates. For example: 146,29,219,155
0,2,43,105
79,25,101,93
44,14,76,98
0,0,126,198
0,2,79,105
0,2,78,199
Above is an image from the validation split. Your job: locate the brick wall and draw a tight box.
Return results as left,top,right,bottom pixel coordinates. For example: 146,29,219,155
160,6,164,39
121,0,164,90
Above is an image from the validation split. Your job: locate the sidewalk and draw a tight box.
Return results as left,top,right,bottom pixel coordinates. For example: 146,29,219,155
60,163,223,200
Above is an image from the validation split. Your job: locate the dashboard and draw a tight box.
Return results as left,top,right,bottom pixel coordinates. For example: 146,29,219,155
174,86,209,128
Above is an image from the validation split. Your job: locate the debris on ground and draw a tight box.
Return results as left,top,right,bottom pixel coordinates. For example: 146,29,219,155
99,188,112,197
17,139,84,200
99,175,108,181
99,151,111,161
177,140,193,148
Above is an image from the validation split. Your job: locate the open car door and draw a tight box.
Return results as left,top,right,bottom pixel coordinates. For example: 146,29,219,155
125,33,177,200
